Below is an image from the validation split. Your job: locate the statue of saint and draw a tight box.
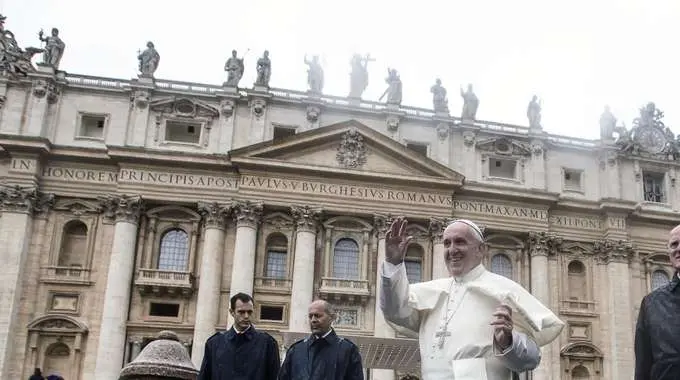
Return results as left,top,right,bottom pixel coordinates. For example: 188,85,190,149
224,50,245,87
527,95,542,128
599,106,617,140
379,68,402,105
304,54,324,93
254,50,271,87
460,84,479,120
430,78,449,113
137,41,160,77
349,54,373,98
0,15,44,77
38,27,65,69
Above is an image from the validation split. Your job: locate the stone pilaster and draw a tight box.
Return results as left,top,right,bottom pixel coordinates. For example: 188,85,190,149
372,214,395,380
247,91,272,145
216,91,240,153
594,239,635,379
434,122,451,166
598,149,621,199
126,80,153,147
192,202,231,367
527,231,561,380
94,195,143,379
0,186,53,380
288,205,322,332
428,217,448,280
26,67,62,137
228,200,262,301
530,139,546,190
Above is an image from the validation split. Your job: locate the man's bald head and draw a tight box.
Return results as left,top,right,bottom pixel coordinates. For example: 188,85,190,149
308,299,335,335
668,224,680,272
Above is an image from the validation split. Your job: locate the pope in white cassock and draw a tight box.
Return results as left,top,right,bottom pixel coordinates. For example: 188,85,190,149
380,218,564,380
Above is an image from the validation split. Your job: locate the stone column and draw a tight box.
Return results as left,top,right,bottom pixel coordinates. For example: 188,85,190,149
0,186,53,379
428,218,448,280
595,239,634,379
371,214,395,380
288,206,322,332
527,232,558,380
94,195,143,379
227,201,262,324
191,202,231,367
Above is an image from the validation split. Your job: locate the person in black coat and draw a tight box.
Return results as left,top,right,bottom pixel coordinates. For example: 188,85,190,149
279,300,364,380
28,368,44,380
198,292,281,380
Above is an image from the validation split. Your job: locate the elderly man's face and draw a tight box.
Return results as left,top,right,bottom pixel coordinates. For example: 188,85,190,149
668,226,680,271
442,223,484,277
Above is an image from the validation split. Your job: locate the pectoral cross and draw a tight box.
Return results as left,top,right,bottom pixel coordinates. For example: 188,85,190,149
435,329,451,349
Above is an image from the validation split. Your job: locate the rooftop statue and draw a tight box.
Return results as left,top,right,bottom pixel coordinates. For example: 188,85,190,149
527,95,542,129
0,14,44,77
138,41,160,78
224,49,246,87
618,102,678,159
349,53,374,99
37,27,65,69
304,54,324,94
254,50,271,88
379,68,402,105
430,78,449,114
599,106,617,141
460,84,479,120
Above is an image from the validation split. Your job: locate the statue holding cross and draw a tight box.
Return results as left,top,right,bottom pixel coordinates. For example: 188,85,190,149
349,53,374,99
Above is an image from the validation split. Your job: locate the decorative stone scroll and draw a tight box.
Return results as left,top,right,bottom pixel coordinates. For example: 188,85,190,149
527,231,562,257
0,185,54,214
593,239,634,264
98,194,143,224
336,128,367,169
197,201,231,230
291,205,322,232
32,78,60,104
231,200,263,228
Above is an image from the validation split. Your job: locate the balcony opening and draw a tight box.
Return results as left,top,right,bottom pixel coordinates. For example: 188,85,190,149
406,142,428,156
488,157,517,179
563,169,582,191
260,305,284,321
165,121,201,144
273,126,296,140
78,114,106,139
642,171,665,203
149,302,179,317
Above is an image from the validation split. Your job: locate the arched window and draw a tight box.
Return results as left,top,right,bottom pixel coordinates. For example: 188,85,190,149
44,342,70,379
405,244,423,283
571,365,590,379
265,233,288,279
332,238,360,279
490,253,512,279
157,229,189,271
651,270,670,290
567,260,587,304
58,221,88,267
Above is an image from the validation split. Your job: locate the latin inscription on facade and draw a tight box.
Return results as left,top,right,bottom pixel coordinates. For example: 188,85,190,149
10,158,37,174
453,200,548,221
550,215,603,231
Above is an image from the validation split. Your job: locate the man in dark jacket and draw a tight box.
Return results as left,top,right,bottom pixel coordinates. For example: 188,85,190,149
198,292,281,380
279,299,363,380
635,224,680,380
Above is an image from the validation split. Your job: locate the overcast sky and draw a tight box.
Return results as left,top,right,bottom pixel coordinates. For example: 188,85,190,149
2,0,678,139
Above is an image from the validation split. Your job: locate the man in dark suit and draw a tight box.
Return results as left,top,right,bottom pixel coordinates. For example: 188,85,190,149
198,292,281,380
278,300,364,380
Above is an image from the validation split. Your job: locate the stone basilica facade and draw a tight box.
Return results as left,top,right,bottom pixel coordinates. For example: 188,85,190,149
1,16,679,380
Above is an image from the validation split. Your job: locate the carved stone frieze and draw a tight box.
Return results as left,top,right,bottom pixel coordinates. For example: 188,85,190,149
306,105,321,123
462,130,476,147
336,128,367,169
615,102,680,161
219,99,235,118
32,79,60,104
53,199,103,216
130,90,150,109
232,200,263,227
386,115,400,132
593,239,633,264
428,217,447,242
0,185,54,214
291,205,322,232
197,201,231,230
476,137,531,157
527,231,562,257
436,123,450,140
150,96,220,119
40,318,78,330
99,194,143,224
250,98,267,118
373,214,394,239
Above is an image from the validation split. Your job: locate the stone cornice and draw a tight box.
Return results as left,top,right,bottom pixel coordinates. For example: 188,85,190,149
232,200,263,228
290,205,322,233
527,231,563,257
373,214,394,239
99,194,143,225
197,201,231,230
593,239,634,264
0,185,54,215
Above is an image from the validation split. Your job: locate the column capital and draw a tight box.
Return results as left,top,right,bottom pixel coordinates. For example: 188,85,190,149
291,205,322,233
0,185,54,215
232,200,263,228
373,214,394,239
594,239,633,264
197,201,231,230
99,194,143,224
527,231,562,257
428,217,448,243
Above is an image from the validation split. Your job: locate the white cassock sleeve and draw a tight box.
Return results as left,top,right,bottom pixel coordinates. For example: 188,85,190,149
494,330,542,372
379,262,421,334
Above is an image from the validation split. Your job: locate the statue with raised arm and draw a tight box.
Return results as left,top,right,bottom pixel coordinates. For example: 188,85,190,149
254,50,271,87
460,84,479,120
38,27,65,69
430,78,449,114
224,49,245,87
527,95,542,128
599,106,617,140
137,41,160,77
304,54,324,93
379,68,402,105
349,53,374,98
0,14,43,77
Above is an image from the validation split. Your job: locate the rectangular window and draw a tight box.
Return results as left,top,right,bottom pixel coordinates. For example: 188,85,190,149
406,142,428,156
165,121,201,144
273,126,296,140
642,172,665,203
265,250,287,279
260,305,284,321
563,169,583,191
488,158,517,179
78,114,106,139
405,260,422,283
149,302,180,317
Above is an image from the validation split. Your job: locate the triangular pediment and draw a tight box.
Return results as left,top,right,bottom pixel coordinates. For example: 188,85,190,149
229,120,465,187
150,96,220,119
476,137,531,156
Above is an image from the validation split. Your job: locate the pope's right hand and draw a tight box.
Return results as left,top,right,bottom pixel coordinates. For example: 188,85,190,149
385,217,413,265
